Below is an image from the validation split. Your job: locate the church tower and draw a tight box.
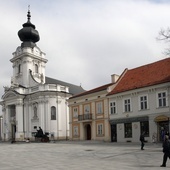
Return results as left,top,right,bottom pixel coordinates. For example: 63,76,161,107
0,9,85,142
10,9,47,88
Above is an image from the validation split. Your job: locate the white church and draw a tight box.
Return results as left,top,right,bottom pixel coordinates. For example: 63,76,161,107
0,10,85,141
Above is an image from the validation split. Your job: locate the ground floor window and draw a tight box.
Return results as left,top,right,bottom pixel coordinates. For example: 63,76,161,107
124,123,132,138
97,124,103,135
73,126,79,137
140,121,149,137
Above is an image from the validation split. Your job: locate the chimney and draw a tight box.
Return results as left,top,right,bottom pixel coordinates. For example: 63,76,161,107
111,74,119,83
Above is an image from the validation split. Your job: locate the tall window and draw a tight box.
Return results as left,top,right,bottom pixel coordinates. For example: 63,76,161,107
110,101,116,114
84,104,90,114
35,64,38,73
140,121,149,137
140,95,148,110
97,124,103,135
96,101,103,114
124,123,132,138
73,126,79,136
51,106,56,120
158,92,167,107
73,107,78,118
124,99,131,112
18,64,21,73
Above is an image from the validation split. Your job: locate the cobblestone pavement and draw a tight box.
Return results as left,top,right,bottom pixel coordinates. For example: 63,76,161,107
0,141,168,170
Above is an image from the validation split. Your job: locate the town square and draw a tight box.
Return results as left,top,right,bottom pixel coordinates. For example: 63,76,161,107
0,141,166,170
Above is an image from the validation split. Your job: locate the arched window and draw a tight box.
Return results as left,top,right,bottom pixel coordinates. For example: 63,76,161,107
51,106,56,120
33,106,38,119
18,64,21,73
35,64,38,73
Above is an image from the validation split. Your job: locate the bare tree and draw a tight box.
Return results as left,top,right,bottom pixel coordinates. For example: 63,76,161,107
157,27,170,55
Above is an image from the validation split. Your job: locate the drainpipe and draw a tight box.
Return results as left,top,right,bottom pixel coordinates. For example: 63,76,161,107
65,93,68,141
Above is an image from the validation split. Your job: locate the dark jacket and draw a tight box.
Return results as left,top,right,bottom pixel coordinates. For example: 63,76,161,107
162,139,170,154
140,134,145,142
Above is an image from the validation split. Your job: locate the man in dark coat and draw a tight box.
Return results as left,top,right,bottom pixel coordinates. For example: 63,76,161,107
140,132,145,150
160,135,170,167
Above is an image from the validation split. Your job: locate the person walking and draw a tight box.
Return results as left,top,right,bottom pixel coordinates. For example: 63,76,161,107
160,135,170,167
140,132,145,150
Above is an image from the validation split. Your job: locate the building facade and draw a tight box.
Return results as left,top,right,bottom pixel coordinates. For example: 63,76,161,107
108,58,170,143
68,58,170,143
0,10,85,141
68,75,119,141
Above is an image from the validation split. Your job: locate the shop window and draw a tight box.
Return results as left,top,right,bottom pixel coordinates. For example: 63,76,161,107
124,123,132,138
140,121,149,137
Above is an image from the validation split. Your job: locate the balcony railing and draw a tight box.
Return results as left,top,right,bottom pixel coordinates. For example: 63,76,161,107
78,114,92,121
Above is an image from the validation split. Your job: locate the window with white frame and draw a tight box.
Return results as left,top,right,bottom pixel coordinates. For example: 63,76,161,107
110,101,116,114
84,104,90,114
124,99,131,112
97,124,103,135
73,126,79,136
73,107,78,118
158,92,167,107
96,101,103,114
140,95,148,110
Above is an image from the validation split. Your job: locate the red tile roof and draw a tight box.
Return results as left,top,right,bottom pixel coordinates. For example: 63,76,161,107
107,58,170,95
70,83,114,99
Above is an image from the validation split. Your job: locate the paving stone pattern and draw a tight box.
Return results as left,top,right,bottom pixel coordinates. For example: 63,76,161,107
0,141,168,170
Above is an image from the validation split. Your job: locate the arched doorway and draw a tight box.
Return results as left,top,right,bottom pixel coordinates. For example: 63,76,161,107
85,124,91,140
155,115,169,142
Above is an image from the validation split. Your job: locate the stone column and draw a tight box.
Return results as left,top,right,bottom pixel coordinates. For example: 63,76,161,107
38,99,45,131
44,99,49,133
15,102,24,141
28,102,32,138
24,102,29,138
4,106,10,141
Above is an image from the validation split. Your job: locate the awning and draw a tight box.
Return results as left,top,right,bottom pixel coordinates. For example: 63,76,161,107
154,115,169,122
110,116,148,124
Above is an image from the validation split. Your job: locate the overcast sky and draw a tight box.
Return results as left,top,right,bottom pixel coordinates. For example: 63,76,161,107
0,0,170,101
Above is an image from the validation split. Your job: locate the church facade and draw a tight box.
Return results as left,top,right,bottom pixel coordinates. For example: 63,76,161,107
0,10,85,141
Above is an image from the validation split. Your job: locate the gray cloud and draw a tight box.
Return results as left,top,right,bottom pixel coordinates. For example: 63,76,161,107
0,0,169,105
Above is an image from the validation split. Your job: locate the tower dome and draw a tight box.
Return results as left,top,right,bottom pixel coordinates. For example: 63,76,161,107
18,10,40,48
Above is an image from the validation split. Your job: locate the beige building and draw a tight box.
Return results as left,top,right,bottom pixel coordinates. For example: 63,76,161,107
68,75,119,141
